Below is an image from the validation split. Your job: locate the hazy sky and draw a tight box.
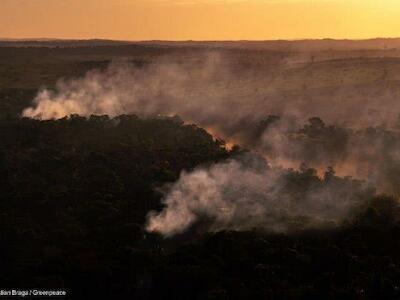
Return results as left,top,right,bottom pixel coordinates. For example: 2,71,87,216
1,0,399,40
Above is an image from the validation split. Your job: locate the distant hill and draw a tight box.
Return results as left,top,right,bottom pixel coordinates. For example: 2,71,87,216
2,38,400,51
0,39,132,48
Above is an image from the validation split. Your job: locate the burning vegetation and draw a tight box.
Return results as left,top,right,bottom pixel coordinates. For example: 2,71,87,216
3,43,400,298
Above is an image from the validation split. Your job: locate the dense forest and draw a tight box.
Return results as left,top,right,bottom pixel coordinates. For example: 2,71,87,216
1,114,400,299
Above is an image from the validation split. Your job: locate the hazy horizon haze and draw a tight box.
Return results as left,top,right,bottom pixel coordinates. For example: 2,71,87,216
1,0,400,40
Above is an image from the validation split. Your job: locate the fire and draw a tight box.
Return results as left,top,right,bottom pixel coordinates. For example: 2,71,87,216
205,126,239,151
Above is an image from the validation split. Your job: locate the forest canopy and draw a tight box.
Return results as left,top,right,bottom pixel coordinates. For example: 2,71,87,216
1,113,400,299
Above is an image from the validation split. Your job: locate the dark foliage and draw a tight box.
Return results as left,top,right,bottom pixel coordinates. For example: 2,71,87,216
1,114,400,299
0,115,230,298
3,41,400,299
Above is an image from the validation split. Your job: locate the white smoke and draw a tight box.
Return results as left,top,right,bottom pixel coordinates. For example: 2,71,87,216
21,54,400,236
146,155,373,237
22,54,400,131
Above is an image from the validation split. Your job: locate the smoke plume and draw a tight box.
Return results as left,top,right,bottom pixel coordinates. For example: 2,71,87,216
21,53,400,236
146,154,374,236
22,54,400,133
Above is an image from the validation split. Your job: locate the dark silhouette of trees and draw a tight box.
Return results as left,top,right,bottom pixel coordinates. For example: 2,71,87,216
1,114,400,299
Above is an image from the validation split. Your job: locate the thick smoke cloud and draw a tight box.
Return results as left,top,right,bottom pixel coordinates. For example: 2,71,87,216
22,54,400,134
146,154,374,236
21,53,400,236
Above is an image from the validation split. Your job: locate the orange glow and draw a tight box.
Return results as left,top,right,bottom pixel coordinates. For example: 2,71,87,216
204,126,238,150
1,1,400,40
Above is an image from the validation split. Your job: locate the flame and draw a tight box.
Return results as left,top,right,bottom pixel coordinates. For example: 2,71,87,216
205,126,239,151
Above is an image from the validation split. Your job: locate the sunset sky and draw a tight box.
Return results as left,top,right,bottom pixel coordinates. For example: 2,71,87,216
1,0,400,40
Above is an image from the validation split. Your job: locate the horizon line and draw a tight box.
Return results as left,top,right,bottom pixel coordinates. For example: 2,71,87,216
2,37,400,43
